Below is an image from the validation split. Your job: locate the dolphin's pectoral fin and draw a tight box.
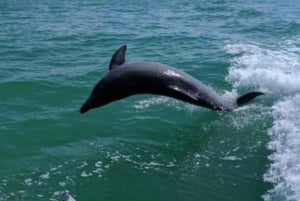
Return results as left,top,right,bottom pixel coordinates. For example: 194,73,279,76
168,85,218,110
109,45,127,70
168,85,199,102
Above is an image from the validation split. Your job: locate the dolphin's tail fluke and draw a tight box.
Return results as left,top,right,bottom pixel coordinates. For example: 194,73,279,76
236,91,264,107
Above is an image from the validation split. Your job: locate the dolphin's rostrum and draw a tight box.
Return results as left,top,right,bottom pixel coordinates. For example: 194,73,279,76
80,45,263,114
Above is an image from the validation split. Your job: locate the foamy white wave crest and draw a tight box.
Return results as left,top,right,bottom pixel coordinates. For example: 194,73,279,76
225,38,300,201
264,95,300,201
225,42,300,95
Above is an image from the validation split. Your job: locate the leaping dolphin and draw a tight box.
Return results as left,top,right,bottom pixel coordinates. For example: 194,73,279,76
80,45,263,114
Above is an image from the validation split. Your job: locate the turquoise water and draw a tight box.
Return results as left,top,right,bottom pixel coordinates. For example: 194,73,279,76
1,0,300,200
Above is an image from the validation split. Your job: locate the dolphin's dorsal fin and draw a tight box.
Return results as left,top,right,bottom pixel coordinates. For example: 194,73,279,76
109,45,127,70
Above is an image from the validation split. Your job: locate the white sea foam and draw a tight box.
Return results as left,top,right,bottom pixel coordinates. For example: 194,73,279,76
81,171,93,177
225,42,300,95
24,178,33,186
221,156,242,161
134,97,170,109
133,96,197,112
264,95,300,201
225,38,300,201
39,172,50,179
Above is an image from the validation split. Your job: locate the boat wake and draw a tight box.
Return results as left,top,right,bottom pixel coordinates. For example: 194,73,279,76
225,37,300,201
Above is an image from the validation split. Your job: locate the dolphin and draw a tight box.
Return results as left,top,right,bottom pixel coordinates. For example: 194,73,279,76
80,45,263,114
61,193,76,201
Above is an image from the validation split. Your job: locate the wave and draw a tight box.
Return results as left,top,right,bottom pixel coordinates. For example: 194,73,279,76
225,37,300,201
264,95,300,201
225,41,300,96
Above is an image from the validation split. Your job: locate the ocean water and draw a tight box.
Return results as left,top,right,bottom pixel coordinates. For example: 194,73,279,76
1,0,300,200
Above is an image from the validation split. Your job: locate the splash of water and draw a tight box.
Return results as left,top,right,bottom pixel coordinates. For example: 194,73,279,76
225,37,300,201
